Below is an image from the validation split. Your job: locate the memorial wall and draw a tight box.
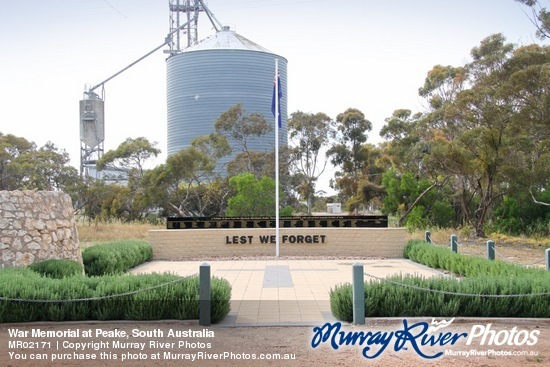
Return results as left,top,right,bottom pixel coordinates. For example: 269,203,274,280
149,216,406,259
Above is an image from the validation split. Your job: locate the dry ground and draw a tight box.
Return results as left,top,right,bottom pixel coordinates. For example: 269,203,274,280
1,319,548,367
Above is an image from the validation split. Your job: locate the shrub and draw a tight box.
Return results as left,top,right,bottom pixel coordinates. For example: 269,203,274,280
0,268,231,323
82,240,153,276
28,259,83,278
330,273,549,320
403,240,542,277
330,240,550,320
330,283,353,322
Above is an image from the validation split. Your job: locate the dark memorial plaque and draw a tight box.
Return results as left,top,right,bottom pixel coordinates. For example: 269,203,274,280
166,215,388,230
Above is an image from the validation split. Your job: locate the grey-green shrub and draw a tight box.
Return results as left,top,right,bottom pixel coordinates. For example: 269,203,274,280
82,240,153,276
330,274,549,320
404,239,545,277
330,240,550,320
0,268,231,323
28,259,83,278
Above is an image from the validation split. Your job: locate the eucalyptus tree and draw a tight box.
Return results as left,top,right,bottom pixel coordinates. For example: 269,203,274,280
96,137,161,181
214,103,272,173
326,108,373,210
416,34,549,235
0,133,79,192
142,135,230,217
287,111,334,213
515,0,550,39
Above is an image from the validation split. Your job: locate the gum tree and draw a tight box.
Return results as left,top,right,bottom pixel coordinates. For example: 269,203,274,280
287,111,334,214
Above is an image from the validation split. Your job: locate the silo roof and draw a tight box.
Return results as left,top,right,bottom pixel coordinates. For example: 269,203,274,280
185,27,273,53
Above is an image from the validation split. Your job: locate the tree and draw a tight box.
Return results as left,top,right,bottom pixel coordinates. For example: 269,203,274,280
227,151,274,178
0,133,35,190
414,34,549,236
226,173,293,216
515,0,550,39
142,136,230,217
96,137,160,181
380,109,427,175
500,43,550,206
0,134,79,192
381,168,454,228
17,143,80,191
226,173,276,216
327,108,373,210
93,137,162,220
287,111,334,214
215,104,272,173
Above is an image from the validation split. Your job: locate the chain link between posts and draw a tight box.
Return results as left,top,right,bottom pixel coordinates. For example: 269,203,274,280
427,235,546,267
493,247,546,266
364,272,550,298
0,276,192,303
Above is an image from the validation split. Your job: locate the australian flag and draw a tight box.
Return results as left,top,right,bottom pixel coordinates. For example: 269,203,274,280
271,70,282,128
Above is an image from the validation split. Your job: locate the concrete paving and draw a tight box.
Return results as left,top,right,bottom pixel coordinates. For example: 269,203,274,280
129,259,444,326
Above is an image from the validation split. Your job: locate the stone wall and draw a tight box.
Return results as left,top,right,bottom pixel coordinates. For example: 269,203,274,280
0,190,82,268
149,227,407,259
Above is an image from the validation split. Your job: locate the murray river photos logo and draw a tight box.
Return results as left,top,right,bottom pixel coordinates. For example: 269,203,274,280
310,319,540,359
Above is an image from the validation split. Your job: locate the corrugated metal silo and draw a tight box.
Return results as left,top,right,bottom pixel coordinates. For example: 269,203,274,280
166,26,287,173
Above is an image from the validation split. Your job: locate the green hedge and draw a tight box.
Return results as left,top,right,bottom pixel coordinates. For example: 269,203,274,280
28,259,83,278
330,240,550,320
331,274,550,321
0,268,231,323
82,241,153,276
403,239,543,277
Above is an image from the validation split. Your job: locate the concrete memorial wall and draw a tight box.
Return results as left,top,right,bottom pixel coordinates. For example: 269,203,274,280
149,216,406,259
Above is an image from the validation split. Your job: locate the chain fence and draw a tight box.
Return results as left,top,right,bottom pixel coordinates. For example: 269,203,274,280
493,247,546,266
0,275,193,303
425,232,547,268
364,272,550,298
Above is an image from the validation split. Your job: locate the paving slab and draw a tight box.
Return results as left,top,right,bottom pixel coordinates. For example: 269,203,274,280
130,259,444,326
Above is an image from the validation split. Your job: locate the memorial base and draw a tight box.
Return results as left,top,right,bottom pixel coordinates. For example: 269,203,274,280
148,227,407,259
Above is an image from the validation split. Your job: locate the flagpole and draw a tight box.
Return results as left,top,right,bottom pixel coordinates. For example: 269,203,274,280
274,58,280,258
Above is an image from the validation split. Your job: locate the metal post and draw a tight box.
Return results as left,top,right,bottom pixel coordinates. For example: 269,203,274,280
487,240,495,261
352,263,365,325
425,231,431,244
545,248,549,272
199,263,211,326
450,234,458,253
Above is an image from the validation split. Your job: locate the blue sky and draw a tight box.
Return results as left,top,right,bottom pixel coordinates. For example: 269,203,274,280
0,0,545,189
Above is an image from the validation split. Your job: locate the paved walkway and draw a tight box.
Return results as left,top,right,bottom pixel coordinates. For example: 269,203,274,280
130,259,444,326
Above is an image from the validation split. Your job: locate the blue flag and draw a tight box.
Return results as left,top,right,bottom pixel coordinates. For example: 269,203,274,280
271,70,282,128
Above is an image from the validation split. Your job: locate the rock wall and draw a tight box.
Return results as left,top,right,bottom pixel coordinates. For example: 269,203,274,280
0,190,82,268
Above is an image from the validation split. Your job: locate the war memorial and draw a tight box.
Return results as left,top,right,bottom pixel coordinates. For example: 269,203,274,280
148,215,407,259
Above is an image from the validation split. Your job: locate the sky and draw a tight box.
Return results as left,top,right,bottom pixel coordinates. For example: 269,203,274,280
0,0,546,193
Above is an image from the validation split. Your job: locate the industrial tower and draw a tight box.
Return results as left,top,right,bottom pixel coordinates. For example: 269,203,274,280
79,0,221,178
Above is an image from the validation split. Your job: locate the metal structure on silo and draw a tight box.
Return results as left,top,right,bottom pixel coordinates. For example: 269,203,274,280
166,25,288,173
80,0,285,178
79,91,105,178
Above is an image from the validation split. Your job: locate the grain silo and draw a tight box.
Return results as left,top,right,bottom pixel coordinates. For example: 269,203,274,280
166,26,288,173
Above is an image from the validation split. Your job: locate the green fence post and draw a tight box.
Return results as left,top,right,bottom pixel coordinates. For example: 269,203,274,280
199,263,211,326
450,234,458,253
425,231,431,244
352,263,365,325
487,240,495,261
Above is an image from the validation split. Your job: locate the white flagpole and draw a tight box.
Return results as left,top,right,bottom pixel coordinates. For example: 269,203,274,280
274,59,280,258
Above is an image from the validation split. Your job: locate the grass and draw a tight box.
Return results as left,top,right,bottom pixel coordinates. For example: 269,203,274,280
406,227,548,268
407,227,549,248
77,220,163,248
